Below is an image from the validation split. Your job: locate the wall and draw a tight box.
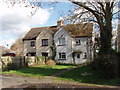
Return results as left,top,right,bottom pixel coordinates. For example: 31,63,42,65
72,37,90,64
23,40,36,56
54,28,92,65
54,28,73,64
36,29,53,57
1,56,45,70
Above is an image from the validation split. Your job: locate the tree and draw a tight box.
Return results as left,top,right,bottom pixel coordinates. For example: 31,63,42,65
68,0,120,55
50,36,56,60
0,45,12,56
10,38,22,56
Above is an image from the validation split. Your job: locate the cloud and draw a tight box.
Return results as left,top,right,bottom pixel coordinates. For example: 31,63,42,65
0,1,50,48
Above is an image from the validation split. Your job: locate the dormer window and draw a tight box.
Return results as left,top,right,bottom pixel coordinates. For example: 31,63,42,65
31,41,35,47
75,38,81,45
58,38,65,45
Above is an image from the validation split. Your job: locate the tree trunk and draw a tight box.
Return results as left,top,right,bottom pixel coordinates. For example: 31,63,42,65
99,3,112,55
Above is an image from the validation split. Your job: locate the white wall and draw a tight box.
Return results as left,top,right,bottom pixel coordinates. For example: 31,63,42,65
72,37,90,64
54,28,91,64
54,28,73,64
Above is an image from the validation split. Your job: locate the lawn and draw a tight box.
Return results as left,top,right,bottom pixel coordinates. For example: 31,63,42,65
57,65,120,86
2,64,120,86
2,65,75,77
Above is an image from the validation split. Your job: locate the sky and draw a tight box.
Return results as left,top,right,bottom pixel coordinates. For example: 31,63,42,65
0,0,75,48
0,0,119,49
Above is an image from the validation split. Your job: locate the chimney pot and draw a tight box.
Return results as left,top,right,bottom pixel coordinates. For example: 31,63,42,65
57,20,63,27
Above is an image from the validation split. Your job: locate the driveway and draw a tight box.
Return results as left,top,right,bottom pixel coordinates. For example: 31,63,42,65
1,74,120,89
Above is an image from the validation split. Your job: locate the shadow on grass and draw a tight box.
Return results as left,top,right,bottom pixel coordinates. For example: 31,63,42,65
56,66,120,86
17,67,62,76
3,65,75,77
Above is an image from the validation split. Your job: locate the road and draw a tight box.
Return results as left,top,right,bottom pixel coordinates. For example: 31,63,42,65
1,74,120,89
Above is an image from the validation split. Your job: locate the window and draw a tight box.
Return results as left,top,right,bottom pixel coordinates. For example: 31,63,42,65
59,53,66,59
42,39,48,46
84,53,87,59
42,53,48,57
77,53,80,58
31,41,35,47
30,52,36,56
58,38,65,45
75,38,81,45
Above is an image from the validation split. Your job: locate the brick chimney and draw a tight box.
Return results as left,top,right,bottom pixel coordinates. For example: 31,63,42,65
57,20,63,27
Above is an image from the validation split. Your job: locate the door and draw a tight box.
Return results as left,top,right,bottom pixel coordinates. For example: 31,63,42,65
75,53,81,64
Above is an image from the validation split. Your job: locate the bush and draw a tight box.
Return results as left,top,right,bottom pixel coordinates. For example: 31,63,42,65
46,60,56,66
37,56,46,65
116,52,120,77
7,63,19,70
90,53,119,79
2,65,8,71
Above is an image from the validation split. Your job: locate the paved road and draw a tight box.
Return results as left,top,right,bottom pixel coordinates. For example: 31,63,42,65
1,74,120,89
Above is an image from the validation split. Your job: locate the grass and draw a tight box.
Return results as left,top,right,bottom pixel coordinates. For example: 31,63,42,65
57,65,120,86
2,65,75,77
2,64,120,86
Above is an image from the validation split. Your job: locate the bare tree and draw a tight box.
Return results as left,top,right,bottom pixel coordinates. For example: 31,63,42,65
67,0,120,55
11,38,22,56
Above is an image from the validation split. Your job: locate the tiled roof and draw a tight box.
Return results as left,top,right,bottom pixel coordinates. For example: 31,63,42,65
63,23,93,37
23,23,93,40
23,26,58,40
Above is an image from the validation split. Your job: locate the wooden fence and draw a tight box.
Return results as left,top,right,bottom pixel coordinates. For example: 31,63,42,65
0,56,46,71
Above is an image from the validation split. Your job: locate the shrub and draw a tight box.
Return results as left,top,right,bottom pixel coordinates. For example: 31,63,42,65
116,52,120,77
46,60,56,66
90,53,118,79
7,63,19,70
37,56,45,65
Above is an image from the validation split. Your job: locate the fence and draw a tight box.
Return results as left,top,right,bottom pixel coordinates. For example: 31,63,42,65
0,56,46,71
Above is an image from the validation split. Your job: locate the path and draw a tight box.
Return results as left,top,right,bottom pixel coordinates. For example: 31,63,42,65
51,65,81,76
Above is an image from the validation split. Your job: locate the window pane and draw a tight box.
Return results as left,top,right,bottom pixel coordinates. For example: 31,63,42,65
59,53,61,58
62,54,66,58
59,38,65,45
31,41,35,47
75,39,81,45
42,39,48,46
59,53,66,59
84,53,87,58
77,54,80,58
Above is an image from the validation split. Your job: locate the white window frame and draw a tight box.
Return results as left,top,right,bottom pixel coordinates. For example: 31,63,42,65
75,38,81,45
84,52,87,59
58,52,66,59
58,38,66,45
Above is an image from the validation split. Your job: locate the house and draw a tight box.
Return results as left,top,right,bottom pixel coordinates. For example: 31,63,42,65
54,23,93,64
22,20,94,64
22,25,58,57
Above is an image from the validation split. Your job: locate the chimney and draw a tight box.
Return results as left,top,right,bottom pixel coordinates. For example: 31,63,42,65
57,20,63,27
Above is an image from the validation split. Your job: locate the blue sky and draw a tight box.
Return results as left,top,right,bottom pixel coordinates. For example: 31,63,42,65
0,1,76,48
32,2,75,27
